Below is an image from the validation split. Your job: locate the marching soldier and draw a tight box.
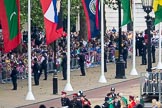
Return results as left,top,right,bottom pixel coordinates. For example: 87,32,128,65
61,91,70,107
69,93,82,108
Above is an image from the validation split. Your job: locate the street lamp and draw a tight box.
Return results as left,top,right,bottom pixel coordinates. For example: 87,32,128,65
141,0,153,72
115,0,126,79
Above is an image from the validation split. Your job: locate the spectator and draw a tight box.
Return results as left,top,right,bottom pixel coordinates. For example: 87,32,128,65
135,97,144,108
94,105,101,108
113,96,121,108
117,93,128,108
39,104,46,108
152,99,160,108
128,95,136,108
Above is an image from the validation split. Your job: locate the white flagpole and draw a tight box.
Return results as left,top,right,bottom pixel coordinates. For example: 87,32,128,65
157,23,162,69
64,0,73,91
130,0,138,75
99,0,107,83
26,0,35,100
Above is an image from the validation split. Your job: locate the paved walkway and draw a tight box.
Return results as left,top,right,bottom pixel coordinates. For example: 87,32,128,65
0,56,157,108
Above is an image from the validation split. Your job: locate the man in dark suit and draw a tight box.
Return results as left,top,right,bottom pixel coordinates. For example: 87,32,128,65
104,49,107,72
39,53,47,80
152,43,156,63
122,44,128,68
141,42,147,65
32,58,40,85
78,51,86,76
10,66,18,90
61,52,67,80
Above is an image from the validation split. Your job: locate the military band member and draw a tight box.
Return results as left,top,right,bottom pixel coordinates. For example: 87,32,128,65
69,93,82,108
61,91,70,107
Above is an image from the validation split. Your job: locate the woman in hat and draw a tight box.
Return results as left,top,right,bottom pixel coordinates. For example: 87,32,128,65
128,95,136,108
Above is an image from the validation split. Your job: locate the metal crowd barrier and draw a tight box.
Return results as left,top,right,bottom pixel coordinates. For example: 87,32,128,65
47,62,55,73
0,67,11,83
140,72,162,103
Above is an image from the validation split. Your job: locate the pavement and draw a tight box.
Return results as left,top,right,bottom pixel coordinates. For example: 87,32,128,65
0,56,158,108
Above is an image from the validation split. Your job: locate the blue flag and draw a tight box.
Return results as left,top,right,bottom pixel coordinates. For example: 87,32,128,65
81,0,100,40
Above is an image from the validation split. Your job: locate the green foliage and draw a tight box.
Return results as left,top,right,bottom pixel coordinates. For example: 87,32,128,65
105,0,118,10
20,0,44,30
20,0,83,31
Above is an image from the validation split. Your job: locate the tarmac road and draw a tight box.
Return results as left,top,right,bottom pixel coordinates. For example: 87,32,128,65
18,78,140,108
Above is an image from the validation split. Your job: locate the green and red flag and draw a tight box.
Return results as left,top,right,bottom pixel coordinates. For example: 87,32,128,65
0,0,21,53
121,0,132,26
153,0,162,25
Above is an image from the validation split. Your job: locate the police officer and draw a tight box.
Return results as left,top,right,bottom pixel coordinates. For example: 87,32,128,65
39,53,47,80
69,93,82,108
10,66,18,90
104,49,107,72
122,44,128,68
141,42,147,65
32,58,39,85
61,52,67,80
61,91,70,107
152,43,156,63
78,51,86,76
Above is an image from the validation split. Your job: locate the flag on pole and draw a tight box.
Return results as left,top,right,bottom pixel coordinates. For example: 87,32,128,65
0,0,21,53
153,0,162,25
81,0,100,40
40,0,63,45
121,0,132,26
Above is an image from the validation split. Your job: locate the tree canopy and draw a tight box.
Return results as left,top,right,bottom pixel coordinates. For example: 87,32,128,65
20,0,82,31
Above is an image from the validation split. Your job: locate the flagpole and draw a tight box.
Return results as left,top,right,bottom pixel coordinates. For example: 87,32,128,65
64,0,73,91
99,0,107,83
157,23,162,69
26,0,35,100
130,0,138,75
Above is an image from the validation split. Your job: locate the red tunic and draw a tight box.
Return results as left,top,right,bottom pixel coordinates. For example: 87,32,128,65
128,101,136,108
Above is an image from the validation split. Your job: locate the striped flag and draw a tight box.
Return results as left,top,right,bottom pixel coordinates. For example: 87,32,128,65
40,0,63,45
81,0,100,40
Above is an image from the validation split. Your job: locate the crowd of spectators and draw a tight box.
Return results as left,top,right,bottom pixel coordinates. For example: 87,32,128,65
0,27,134,83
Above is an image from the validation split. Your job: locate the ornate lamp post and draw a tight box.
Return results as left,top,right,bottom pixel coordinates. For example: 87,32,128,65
141,0,153,72
115,0,126,79
107,0,126,78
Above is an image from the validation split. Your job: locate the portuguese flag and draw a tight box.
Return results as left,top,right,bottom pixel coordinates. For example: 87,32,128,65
153,0,162,25
0,0,21,53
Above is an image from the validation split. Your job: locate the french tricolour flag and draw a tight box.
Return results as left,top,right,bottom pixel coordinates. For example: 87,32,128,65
40,0,63,45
